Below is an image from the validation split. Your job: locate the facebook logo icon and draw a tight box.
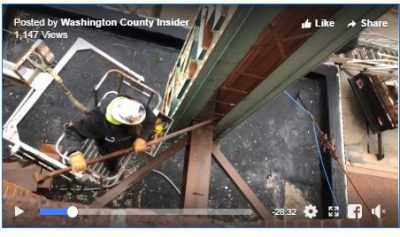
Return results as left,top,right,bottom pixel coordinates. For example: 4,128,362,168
347,204,363,219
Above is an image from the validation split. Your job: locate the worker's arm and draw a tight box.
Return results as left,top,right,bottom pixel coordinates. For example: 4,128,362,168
63,109,105,155
132,106,157,153
140,106,157,139
64,109,106,172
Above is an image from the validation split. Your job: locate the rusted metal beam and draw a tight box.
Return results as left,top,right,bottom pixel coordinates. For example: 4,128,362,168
90,137,188,208
182,125,214,208
215,6,392,137
215,6,342,116
3,180,42,199
211,144,272,220
4,160,41,192
166,6,280,132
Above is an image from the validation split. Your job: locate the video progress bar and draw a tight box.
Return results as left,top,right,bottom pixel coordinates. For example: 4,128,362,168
40,208,68,216
78,208,253,216
39,207,253,218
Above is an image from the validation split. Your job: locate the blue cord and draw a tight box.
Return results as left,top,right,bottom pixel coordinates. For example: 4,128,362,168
284,90,338,208
284,91,314,118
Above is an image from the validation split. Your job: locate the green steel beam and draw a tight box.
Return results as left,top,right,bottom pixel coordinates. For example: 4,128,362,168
215,5,393,138
170,6,281,131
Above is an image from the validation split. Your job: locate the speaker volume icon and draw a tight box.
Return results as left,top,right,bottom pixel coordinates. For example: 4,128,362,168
371,204,385,219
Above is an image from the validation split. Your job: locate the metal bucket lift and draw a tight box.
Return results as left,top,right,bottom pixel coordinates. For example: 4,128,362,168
3,38,173,187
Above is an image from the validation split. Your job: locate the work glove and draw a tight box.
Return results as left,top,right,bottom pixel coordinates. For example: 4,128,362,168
69,151,87,173
133,138,147,153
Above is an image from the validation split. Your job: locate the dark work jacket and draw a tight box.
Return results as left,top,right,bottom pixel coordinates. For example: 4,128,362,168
63,106,156,156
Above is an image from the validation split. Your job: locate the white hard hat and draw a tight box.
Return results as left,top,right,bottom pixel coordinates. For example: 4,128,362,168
105,97,146,125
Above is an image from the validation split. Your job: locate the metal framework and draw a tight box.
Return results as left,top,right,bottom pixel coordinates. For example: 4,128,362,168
90,137,189,208
160,5,392,138
212,145,271,219
163,6,280,131
91,125,272,220
215,6,392,137
182,124,214,209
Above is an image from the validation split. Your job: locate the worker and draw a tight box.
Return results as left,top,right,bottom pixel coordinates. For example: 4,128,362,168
63,96,156,174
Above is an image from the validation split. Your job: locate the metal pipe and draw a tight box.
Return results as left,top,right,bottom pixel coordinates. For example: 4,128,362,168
376,132,385,160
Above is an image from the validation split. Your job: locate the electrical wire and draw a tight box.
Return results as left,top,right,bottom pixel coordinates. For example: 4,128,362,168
54,169,181,195
284,90,372,214
45,67,89,114
284,91,338,208
152,169,181,195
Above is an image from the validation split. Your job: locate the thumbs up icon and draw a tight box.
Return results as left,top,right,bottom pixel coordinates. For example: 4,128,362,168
301,19,312,29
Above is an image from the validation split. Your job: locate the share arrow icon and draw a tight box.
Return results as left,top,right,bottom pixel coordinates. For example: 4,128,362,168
347,20,357,28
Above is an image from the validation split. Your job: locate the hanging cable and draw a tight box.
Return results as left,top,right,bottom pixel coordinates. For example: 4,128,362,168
152,169,181,195
54,169,181,195
284,90,372,214
45,68,89,114
26,52,89,114
284,91,338,208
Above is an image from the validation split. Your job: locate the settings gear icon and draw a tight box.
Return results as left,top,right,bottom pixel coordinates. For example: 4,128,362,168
303,204,318,219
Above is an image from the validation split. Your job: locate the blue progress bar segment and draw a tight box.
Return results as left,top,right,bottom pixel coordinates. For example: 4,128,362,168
39,208,68,216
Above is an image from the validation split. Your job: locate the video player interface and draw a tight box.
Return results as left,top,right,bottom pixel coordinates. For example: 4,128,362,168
2,4,399,227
